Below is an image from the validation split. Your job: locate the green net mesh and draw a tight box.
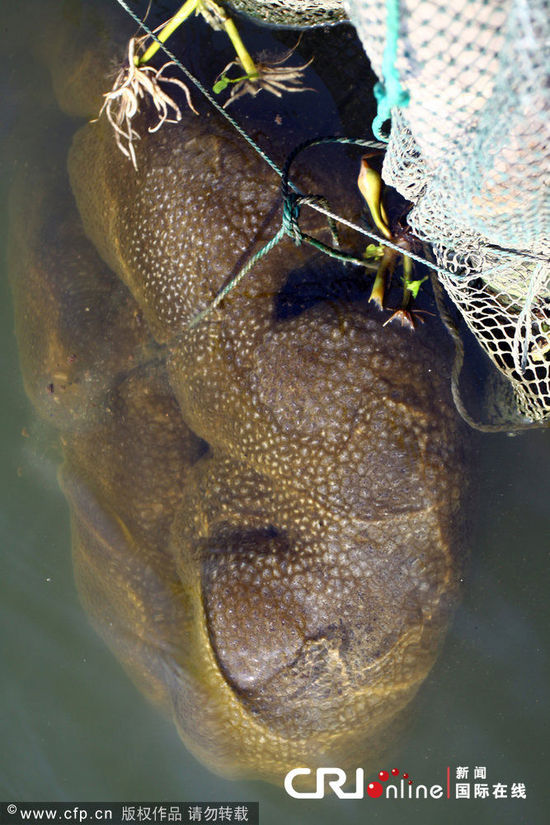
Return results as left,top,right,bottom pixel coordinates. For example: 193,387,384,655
344,0,549,422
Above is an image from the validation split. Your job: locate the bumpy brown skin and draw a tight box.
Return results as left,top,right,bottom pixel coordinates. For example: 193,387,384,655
224,0,347,27
11,57,468,784
65,100,469,782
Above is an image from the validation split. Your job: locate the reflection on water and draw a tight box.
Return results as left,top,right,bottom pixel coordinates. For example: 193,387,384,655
1,1,549,822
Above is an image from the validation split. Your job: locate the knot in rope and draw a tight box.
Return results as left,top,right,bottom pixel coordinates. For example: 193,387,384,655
187,136,387,329
282,192,303,245
282,193,330,247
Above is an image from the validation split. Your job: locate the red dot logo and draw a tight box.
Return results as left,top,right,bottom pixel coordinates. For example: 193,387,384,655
367,781,384,798
368,766,413,797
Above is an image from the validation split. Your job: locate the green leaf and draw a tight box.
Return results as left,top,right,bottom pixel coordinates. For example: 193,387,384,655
363,243,384,260
406,276,428,299
213,77,230,94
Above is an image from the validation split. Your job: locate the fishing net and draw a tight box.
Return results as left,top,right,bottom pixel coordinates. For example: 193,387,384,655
342,0,549,422
224,0,347,27
228,0,549,423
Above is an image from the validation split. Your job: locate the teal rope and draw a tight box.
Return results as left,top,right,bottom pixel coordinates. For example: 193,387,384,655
188,226,285,328
372,0,410,142
112,0,292,184
189,136,386,328
110,0,524,312
108,2,550,432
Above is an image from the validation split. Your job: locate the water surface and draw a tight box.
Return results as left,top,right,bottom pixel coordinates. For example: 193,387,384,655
1,1,549,822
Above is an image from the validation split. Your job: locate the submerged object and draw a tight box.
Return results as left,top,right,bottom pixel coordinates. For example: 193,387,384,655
10,15,470,786
224,0,347,27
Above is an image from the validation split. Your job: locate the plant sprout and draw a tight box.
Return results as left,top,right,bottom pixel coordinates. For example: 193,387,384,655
96,0,313,167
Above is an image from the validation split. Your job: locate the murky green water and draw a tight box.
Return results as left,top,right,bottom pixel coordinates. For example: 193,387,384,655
1,1,549,823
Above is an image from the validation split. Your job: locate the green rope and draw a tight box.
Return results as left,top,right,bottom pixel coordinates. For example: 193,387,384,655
188,226,285,328
111,0,526,311
109,1,549,432
189,136,386,328
372,0,410,142
113,0,290,183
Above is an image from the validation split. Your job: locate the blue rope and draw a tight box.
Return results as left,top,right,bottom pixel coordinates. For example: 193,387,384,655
372,0,410,142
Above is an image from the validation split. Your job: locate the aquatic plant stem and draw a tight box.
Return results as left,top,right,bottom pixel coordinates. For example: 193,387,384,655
138,0,199,66
137,0,259,81
222,17,258,78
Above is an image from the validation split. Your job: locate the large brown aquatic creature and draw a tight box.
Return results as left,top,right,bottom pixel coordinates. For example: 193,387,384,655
9,7,470,787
